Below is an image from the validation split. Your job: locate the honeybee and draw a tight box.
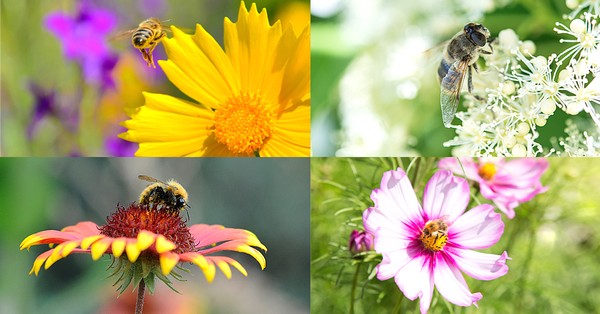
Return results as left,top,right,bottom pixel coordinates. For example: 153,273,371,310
138,175,189,219
438,23,493,127
419,219,449,252
116,18,167,68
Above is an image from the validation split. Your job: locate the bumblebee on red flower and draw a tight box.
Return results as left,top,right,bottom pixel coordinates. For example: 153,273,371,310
20,175,266,313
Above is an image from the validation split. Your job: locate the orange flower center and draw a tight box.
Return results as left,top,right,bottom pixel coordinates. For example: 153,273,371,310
214,92,275,155
420,219,448,252
478,162,497,181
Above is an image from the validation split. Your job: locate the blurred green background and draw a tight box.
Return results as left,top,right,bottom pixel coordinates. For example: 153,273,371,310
1,158,309,314
311,157,600,313
0,0,309,156
311,0,588,156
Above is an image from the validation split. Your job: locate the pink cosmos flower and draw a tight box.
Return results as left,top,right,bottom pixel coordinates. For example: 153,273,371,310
438,158,548,219
363,168,509,314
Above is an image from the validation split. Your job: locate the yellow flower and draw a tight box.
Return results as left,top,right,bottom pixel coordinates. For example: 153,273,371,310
120,1,310,156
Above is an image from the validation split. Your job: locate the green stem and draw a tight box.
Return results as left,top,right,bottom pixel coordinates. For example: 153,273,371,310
349,262,362,314
391,291,404,314
135,280,146,314
515,224,537,311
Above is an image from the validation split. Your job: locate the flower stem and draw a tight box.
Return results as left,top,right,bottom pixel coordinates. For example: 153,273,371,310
391,290,404,314
135,280,146,314
349,262,362,314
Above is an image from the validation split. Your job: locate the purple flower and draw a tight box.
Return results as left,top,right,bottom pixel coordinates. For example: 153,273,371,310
104,127,137,156
27,83,79,139
363,168,509,313
439,158,549,219
27,84,56,139
348,230,374,256
44,1,118,89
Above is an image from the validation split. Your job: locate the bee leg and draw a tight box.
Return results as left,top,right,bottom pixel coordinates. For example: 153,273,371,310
139,48,152,68
146,43,160,68
468,65,473,93
147,50,156,68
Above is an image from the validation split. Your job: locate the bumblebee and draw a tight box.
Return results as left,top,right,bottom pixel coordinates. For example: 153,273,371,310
138,175,189,218
438,23,493,127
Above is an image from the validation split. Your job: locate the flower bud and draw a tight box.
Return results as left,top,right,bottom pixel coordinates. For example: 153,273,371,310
349,230,374,256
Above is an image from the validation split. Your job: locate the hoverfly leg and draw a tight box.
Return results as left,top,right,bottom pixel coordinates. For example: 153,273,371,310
468,65,473,93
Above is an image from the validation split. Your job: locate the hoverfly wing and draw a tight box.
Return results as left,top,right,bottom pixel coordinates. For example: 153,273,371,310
440,60,468,127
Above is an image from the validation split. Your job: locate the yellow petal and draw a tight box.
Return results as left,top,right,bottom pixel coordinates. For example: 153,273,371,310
59,241,79,257
155,235,176,253
136,231,155,251
126,242,141,262
225,2,282,97
81,235,104,250
216,260,232,279
191,253,208,269
20,235,44,250
91,239,111,260
31,251,52,276
278,26,310,106
159,252,180,275
261,102,310,157
236,245,266,270
228,259,248,277
111,238,126,258
202,262,216,283
161,25,237,107
45,249,65,269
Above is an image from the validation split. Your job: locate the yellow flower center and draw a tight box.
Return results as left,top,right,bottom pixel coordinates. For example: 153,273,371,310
478,162,497,181
419,219,448,252
214,92,275,155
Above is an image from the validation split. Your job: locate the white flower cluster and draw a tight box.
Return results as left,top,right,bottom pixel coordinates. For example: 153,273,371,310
446,2,600,156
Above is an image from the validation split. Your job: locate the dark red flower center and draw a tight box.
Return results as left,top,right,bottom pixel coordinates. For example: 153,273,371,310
99,203,196,254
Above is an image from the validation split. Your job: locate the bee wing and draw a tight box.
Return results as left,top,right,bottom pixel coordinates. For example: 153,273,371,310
109,29,136,42
440,60,468,127
138,175,166,184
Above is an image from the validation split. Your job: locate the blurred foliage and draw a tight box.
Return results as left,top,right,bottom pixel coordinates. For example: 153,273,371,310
1,158,309,314
310,0,588,156
311,157,600,313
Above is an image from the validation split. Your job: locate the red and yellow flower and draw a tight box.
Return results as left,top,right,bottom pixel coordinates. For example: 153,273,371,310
20,203,266,293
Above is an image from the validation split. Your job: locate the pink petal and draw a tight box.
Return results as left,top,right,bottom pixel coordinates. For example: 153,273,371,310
492,198,517,219
422,170,470,222
447,249,510,280
363,207,418,244
500,158,548,182
433,254,482,307
449,204,504,249
370,168,423,225
438,157,480,180
376,241,422,280
390,254,434,314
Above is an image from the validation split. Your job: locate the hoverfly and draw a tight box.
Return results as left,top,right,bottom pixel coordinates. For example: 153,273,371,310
438,23,493,127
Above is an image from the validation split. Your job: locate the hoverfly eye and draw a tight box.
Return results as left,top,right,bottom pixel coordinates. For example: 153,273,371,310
470,32,487,46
